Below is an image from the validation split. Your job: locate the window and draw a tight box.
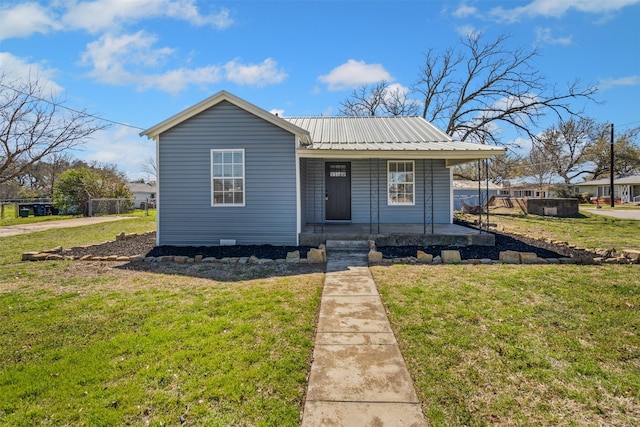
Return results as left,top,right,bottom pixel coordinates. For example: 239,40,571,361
212,149,244,206
388,160,414,205
329,164,348,177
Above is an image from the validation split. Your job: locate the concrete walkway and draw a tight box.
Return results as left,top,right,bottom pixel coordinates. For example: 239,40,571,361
301,250,427,426
0,216,133,237
582,208,640,220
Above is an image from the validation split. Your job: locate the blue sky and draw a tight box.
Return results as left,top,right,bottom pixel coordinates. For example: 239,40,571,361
1,0,639,180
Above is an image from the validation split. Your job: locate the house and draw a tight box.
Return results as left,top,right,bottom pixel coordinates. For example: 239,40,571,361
573,174,640,204
452,180,502,211
140,91,504,247
500,182,552,198
127,182,157,208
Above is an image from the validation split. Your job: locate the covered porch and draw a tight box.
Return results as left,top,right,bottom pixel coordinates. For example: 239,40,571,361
299,222,494,247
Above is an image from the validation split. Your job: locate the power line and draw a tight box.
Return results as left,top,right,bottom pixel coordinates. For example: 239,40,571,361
0,82,145,131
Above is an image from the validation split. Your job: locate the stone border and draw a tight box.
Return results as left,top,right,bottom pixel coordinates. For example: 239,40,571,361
22,234,328,265
21,233,638,266
367,242,640,266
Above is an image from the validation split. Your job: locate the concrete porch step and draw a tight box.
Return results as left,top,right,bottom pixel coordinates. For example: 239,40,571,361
325,240,371,251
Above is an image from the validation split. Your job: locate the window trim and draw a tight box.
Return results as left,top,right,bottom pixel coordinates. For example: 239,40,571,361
387,160,415,206
211,148,245,207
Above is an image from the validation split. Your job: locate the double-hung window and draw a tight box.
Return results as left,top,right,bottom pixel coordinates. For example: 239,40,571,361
211,149,245,206
388,160,414,205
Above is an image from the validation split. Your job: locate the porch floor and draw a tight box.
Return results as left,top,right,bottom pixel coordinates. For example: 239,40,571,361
300,223,494,247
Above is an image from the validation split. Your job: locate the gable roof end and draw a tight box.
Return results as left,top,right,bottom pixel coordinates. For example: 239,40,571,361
140,90,310,142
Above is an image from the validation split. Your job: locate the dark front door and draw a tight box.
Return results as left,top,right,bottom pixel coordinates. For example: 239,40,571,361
325,162,351,221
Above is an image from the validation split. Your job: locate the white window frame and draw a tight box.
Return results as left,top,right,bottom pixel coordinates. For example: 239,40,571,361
387,160,415,206
211,149,245,207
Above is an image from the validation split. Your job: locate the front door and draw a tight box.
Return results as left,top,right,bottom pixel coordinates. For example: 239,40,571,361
325,162,351,221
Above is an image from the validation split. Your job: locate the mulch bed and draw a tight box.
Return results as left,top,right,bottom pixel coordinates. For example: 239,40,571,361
62,225,594,261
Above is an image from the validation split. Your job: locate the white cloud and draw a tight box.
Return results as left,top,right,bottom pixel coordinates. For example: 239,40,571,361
81,31,174,85
455,25,481,38
318,59,393,91
75,125,155,181
489,0,640,23
453,3,478,18
0,52,63,95
140,66,223,94
62,0,233,34
80,32,286,93
0,0,233,40
534,27,573,46
224,58,287,87
0,2,60,40
598,75,640,91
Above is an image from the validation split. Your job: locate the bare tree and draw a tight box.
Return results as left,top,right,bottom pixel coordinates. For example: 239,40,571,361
584,125,640,179
520,139,556,197
414,32,598,145
339,81,419,117
535,118,597,185
0,74,108,186
140,155,157,181
453,153,522,183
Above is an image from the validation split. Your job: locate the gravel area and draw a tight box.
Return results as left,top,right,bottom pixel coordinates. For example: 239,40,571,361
61,227,593,261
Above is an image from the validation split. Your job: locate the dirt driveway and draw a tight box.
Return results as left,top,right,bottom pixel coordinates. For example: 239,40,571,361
582,208,640,220
0,217,134,238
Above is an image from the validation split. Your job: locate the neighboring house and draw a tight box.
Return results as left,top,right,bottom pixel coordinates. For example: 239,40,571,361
500,182,552,198
452,180,502,211
573,174,640,204
127,182,157,208
140,91,504,246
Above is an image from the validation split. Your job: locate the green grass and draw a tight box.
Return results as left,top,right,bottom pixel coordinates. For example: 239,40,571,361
0,210,156,265
0,269,323,426
0,213,324,425
373,264,640,426
485,211,640,250
0,203,80,226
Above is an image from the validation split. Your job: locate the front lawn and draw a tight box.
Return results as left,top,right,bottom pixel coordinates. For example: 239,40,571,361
373,263,640,426
0,262,323,426
478,211,640,251
0,210,156,265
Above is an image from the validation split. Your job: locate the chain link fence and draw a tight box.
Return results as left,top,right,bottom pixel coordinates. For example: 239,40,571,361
88,198,135,216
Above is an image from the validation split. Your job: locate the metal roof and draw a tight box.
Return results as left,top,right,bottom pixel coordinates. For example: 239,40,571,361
284,116,502,154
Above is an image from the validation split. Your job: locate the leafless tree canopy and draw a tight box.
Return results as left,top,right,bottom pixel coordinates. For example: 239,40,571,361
414,33,598,145
339,81,419,117
453,153,522,183
340,32,598,148
140,155,157,181
0,74,108,186
585,125,640,179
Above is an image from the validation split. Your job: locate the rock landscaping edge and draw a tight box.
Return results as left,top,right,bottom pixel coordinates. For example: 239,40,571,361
21,232,640,266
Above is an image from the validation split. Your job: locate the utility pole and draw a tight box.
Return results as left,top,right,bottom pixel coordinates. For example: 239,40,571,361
610,123,615,208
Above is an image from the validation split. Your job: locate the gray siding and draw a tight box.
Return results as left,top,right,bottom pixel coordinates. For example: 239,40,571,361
302,158,451,224
158,101,298,245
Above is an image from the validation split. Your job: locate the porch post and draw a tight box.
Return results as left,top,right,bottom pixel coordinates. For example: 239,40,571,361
423,158,426,234
430,159,434,234
477,159,482,233
485,158,490,232
369,158,373,234
311,158,316,233
377,158,380,234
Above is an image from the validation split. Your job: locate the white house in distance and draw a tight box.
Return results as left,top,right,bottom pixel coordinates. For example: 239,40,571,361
140,91,504,247
127,182,157,208
573,174,640,204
